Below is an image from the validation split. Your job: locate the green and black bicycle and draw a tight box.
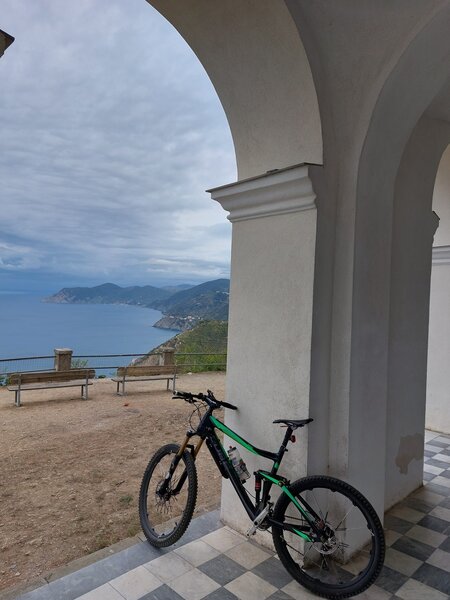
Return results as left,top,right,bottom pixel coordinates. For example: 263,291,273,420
139,390,385,599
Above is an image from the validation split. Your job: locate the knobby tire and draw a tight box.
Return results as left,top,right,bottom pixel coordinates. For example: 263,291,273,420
139,443,197,548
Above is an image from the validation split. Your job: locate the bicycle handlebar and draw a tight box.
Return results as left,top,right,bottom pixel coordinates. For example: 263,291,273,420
172,389,238,411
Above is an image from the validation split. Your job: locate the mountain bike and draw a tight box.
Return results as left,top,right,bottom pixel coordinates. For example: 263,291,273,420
139,390,385,599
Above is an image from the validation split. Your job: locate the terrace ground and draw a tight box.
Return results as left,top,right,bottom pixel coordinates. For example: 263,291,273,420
2,374,450,600
0,373,226,594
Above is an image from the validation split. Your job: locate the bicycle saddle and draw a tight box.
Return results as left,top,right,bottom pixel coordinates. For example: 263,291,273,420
273,418,313,428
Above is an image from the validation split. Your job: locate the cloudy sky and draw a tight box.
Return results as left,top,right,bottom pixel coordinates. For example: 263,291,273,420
0,0,236,293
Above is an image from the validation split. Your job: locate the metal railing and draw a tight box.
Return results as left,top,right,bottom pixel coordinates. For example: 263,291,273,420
0,351,227,381
71,353,153,376
0,355,54,376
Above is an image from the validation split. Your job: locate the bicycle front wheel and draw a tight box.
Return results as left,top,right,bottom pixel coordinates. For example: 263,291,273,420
139,443,197,547
272,476,385,599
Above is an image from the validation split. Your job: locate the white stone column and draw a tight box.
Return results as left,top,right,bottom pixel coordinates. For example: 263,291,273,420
209,164,317,536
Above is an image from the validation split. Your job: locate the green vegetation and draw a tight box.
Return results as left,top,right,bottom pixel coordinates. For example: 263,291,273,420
172,320,228,373
71,358,89,369
119,494,133,506
153,279,230,320
149,320,228,373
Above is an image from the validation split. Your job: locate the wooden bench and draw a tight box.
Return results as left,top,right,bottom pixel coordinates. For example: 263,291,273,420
112,365,177,396
7,369,95,407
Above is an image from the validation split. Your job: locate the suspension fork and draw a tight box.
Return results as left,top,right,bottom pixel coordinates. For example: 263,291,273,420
168,434,204,495
175,432,204,458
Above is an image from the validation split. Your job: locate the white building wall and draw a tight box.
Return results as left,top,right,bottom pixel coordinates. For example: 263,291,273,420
427,146,450,434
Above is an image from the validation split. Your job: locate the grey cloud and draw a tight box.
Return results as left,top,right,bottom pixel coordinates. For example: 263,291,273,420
1,0,235,288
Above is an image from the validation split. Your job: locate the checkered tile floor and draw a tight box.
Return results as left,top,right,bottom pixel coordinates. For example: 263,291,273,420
15,431,450,600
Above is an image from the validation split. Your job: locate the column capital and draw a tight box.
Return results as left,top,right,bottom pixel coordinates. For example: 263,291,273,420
432,245,450,264
0,29,15,58
208,163,316,223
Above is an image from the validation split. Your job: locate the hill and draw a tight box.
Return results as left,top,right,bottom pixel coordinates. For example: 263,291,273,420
45,282,172,307
45,279,230,331
140,320,228,372
153,279,230,330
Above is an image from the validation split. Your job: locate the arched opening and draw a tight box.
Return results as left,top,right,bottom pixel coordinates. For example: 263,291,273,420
351,4,450,507
0,1,239,586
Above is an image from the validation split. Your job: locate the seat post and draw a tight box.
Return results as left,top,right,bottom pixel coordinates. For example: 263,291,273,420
277,425,294,463
281,425,294,448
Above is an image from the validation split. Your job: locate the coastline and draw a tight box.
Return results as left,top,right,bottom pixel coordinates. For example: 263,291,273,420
0,294,176,359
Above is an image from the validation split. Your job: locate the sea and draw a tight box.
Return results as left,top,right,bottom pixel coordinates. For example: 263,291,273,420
0,293,177,371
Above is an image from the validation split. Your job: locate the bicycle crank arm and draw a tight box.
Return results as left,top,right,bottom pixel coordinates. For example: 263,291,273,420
246,504,271,536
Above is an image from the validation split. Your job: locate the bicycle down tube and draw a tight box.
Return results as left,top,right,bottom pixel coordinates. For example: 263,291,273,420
205,413,316,541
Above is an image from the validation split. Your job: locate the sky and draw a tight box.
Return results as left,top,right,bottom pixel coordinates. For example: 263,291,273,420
0,0,236,293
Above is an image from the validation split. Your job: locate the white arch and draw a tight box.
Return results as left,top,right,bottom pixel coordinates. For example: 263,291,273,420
147,0,322,179
353,6,450,508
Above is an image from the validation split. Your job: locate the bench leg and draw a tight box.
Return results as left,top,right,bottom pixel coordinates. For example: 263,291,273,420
172,374,176,393
15,389,21,407
117,378,125,396
81,384,88,400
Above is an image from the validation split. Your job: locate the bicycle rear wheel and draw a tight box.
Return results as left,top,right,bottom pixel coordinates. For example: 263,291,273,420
272,476,385,599
139,443,197,547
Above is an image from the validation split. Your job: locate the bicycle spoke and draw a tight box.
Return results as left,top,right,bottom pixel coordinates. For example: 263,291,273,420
332,502,357,532
311,488,325,521
272,477,384,596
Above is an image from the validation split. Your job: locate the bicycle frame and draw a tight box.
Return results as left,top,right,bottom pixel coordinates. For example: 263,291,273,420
174,407,322,543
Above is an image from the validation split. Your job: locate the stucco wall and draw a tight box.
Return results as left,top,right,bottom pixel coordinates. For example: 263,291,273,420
222,205,316,535
427,146,450,434
428,265,450,434
385,118,448,508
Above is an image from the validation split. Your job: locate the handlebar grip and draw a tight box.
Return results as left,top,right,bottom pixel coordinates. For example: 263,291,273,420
172,390,193,400
220,400,238,410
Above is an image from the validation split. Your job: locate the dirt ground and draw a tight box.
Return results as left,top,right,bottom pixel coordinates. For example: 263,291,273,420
0,373,226,594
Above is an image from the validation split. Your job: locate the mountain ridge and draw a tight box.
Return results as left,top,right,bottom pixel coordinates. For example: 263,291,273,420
45,279,230,331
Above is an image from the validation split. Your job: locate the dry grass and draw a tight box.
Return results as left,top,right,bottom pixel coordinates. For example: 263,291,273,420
0,373,225,593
